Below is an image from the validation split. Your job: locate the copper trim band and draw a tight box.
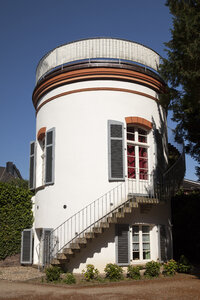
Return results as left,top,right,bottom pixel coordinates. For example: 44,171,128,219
125,117,152,130
36,87,158,114
33,67,165,108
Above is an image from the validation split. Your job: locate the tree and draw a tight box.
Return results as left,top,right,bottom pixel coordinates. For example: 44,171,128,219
160,0,200,180
0,181,33,260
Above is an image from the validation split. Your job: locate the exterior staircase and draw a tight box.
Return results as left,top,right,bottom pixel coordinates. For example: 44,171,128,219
46,138,185,267
50,192,159,266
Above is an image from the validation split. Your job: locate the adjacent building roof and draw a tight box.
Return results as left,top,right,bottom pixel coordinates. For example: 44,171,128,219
182,179,200,192
0,162,22,183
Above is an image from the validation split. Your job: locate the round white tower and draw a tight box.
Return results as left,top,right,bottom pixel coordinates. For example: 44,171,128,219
30,38,171,271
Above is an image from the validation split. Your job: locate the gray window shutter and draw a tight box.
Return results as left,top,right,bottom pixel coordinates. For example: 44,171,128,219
45,128,55,185
29,141,36,190
42,229,53,266
160,225,167,262
20,229,33,264
108,120,125,181
116,224,129,265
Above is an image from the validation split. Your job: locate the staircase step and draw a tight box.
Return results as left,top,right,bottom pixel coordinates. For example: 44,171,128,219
107,216,117,223
70,243,80,250
135,197,159,204
63,248,74,255
57,253,69,261
128,201,138,208
85,232,95,239
100,222,110,228
114,211,125,218
93,227,102,234
75,237,87,244
51,258,61,265
122,207,132,213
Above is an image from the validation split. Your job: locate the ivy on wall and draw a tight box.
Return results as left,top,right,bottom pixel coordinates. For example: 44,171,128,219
0,181,33,260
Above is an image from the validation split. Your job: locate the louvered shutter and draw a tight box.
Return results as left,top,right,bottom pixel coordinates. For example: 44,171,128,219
159,225,167,262
42,229,53,266
108,120,125,181
116,224,129,265
29,141,36,190
45,128,55,185
20,229,33,264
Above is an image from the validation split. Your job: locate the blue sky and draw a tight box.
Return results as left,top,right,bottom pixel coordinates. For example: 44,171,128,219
0,0,198,180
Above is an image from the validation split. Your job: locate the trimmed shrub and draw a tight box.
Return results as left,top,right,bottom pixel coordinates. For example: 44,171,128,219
144,261,160,278
104,263,123,281
177,255,192,274
0,181,33,260
82,264,99,281
163,259,178,276
127,265,141,280
63,273,76,284
45,266,61,282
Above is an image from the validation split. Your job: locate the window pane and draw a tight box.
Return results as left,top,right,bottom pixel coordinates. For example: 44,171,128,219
142,226,150,233
138,129,147,143
133,252,139,260
142,235,150,242
143,251,151,259
127,126,135,141
143,243,150,250
133,243,139,251
132,226,139,233
132,235,139,242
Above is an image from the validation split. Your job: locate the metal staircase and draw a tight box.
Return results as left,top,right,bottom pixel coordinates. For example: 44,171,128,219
48,176,160,266
45,136,185,267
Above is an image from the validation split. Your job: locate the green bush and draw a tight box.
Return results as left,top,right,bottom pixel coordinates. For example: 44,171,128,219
144,261,160,278
63,273,76,284
82,264,99,281
0,182,33,260
127,265,141,280
45,266,61,282
177,255,192,274
104,263,123,281
163,259,178,276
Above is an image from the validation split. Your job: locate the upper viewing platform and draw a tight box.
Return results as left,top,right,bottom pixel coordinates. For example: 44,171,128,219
36,38,160,84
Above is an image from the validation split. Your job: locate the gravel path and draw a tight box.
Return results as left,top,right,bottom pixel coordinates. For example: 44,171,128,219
0,266,44,281
0,267,200,300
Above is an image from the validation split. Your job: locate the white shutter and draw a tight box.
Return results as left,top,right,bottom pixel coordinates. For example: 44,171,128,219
108,120,125,181
29,141,36,190
20,229,33,264
45,128,55,185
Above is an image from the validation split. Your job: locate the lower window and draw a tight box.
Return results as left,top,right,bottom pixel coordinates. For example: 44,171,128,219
132,225,151,261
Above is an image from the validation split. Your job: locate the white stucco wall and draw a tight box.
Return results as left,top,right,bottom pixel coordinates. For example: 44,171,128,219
32,76,169,267
34,79,167,230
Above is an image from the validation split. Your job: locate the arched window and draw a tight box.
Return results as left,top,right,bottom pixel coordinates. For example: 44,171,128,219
127,125,149,180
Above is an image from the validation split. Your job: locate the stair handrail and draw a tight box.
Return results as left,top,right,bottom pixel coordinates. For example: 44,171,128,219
49,173,156,260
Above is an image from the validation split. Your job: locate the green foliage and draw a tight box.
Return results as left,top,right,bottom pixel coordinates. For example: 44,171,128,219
159,0,200,179
82,264,99,281
177,255,192,273
45,266,61,282
63,273,76,284
104,263,123,281
0,182,33,260
127,265,141,280
163,259,178,276
172,191,200,263
144,261,160,278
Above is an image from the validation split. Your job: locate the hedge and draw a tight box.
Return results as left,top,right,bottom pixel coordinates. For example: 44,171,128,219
0,181,33,260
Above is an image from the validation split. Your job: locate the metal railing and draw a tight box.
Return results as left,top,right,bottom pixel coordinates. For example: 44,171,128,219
49,136,185,261
50,173,157,260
